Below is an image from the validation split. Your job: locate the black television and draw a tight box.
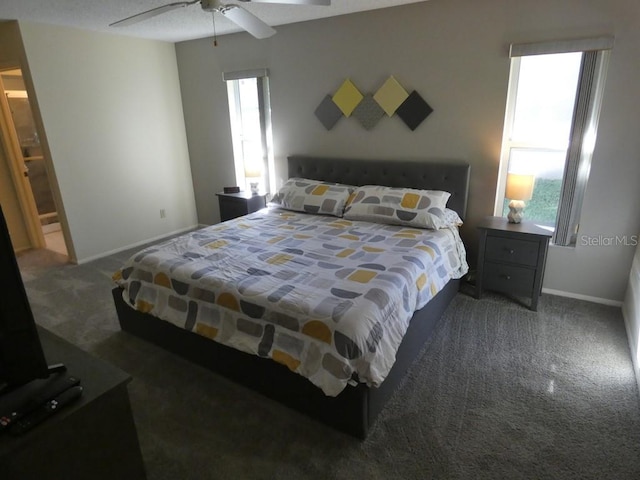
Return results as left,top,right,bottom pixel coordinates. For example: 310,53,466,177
0,204,63,395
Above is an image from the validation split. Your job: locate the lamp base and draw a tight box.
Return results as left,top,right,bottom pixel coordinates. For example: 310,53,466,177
507,200,526,223
249,182,259,195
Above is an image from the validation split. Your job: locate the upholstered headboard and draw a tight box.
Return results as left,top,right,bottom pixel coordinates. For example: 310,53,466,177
287,155,470,218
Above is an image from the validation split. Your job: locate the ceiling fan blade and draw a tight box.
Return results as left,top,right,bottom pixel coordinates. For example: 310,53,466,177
240,0,330,5
220,5,277,39
109,1,199,27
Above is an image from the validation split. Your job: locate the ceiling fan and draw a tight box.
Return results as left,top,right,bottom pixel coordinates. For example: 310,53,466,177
109,0,331,39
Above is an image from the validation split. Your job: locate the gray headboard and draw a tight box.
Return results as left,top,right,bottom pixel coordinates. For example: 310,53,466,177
287,155,470,218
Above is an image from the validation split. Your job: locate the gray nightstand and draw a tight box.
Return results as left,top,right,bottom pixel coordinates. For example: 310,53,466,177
475,216,552,311
216,192,267,222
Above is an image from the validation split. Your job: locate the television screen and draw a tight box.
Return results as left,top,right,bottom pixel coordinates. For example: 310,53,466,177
0,204,50,392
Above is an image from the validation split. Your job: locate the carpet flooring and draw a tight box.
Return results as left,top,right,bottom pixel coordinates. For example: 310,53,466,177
17,246,640,480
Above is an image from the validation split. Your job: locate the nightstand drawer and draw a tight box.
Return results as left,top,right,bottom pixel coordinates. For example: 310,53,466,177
485,236,540,267
483,262,535,297
476,216,552,311
220,199,250,221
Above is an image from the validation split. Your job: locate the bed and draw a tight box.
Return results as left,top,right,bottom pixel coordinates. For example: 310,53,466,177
111,155,470,438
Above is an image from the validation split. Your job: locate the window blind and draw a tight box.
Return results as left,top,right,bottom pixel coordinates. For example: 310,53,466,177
552,50,610,245
510,36,614,57
222,69,269,81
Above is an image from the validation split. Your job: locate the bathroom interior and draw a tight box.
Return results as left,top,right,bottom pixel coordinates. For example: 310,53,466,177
1,69,67,258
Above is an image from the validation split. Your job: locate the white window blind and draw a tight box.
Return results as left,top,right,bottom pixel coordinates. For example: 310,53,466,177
510,36,614,57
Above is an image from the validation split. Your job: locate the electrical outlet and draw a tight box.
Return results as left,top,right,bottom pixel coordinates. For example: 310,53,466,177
160,209,166,219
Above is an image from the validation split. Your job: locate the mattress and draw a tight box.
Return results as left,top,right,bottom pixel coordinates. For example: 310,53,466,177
113,207,468,396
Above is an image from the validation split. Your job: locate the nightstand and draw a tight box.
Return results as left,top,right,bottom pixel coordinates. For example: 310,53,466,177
216,192,267,222
475,216,552,311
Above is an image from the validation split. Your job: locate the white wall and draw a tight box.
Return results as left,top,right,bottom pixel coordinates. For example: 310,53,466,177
623,244,640,384
176,0,640,303
18,22,197,262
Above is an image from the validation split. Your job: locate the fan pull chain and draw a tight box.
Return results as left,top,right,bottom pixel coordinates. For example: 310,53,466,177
212,13,218,47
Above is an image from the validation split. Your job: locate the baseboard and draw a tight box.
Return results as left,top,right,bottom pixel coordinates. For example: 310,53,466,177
76,225,199,264
541,287,622,307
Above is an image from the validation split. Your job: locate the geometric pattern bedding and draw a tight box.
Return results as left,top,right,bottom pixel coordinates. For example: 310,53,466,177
113,207,468,396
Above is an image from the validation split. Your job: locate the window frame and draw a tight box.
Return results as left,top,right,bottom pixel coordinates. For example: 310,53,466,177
223,68,275,196
494,36,613,246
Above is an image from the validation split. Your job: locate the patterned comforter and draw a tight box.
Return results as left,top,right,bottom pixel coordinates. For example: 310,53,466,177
113,207,468,396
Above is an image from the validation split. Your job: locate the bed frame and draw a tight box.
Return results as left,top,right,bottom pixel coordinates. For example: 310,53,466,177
112,155,470,439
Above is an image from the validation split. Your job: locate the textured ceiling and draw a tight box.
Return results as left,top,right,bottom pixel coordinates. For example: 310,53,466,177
0,0,429,43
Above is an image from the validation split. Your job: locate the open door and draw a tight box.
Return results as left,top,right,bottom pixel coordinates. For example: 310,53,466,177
0,68,68,257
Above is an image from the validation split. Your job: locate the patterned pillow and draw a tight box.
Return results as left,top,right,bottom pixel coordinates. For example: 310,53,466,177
269,178,355,217
343,185,451,229
442,208,464,228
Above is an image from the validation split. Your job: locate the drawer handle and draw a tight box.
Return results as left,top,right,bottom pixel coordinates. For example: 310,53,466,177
503,248,515,254
500,274,512,280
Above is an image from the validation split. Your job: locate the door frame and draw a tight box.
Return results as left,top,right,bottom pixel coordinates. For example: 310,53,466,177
0,67,45,249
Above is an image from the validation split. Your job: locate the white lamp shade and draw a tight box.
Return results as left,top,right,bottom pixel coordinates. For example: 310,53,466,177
505,173,535,201
244,163,262,178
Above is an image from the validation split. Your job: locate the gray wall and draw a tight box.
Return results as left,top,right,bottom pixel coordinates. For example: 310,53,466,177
175,0,640,303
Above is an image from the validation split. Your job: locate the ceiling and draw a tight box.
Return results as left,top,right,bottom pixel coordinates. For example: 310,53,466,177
0,0,429,43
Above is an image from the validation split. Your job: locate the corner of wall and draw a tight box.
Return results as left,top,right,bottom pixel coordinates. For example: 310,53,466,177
622,246,640,391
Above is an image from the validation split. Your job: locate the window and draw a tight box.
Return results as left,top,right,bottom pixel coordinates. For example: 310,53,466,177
224,69,274,195
495,37,613,245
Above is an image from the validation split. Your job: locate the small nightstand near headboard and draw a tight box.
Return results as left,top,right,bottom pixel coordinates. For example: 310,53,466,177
287,155,470,219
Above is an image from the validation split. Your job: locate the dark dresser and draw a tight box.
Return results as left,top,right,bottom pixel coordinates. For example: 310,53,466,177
0,328,146,480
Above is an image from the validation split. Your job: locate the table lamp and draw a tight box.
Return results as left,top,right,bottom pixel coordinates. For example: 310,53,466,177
505,173,535,223
244,164,262,195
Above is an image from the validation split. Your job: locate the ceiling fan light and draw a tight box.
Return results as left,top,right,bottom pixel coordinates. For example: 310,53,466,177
201,0,221,12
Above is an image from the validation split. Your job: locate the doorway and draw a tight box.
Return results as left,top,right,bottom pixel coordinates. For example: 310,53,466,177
0,68,68,259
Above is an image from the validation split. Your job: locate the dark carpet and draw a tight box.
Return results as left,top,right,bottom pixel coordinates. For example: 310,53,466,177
17,246,640,480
